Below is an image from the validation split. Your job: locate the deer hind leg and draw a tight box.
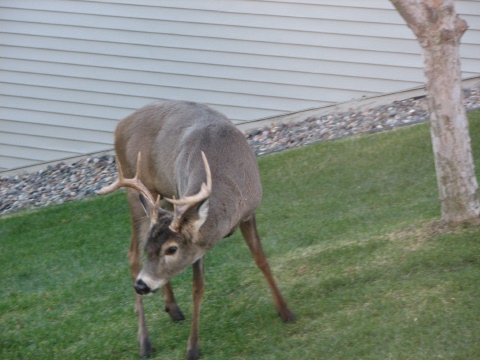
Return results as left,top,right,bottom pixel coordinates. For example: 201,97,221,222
186,257,205,360
239,215,296,322
127,190,153,357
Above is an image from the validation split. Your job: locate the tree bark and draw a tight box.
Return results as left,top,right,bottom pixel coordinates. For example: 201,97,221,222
391,0,480,224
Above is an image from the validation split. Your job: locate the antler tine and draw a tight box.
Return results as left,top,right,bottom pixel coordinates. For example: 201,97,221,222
166,151,212,206
97,155,124,195
97,152,158,210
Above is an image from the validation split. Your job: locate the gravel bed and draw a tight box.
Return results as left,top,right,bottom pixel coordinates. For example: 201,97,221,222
1,84,480,216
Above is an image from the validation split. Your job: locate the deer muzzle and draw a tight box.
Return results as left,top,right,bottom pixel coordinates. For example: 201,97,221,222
134,273,166,295
134,278,151,295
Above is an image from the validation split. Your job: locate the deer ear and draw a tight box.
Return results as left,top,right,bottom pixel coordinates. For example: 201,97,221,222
139,194,150,216
170,199,209,236
192,198,209,232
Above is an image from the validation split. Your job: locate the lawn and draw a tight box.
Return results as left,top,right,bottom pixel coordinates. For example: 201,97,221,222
1,111,480,359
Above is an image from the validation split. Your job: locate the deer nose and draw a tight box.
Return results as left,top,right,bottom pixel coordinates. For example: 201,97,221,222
134,279,151,295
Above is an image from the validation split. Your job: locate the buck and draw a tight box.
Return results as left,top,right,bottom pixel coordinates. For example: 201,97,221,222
98,100,295,359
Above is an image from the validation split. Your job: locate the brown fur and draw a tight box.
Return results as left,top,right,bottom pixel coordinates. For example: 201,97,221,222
102,100,295,359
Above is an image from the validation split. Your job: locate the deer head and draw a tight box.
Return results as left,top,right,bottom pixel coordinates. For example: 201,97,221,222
98,151,212,295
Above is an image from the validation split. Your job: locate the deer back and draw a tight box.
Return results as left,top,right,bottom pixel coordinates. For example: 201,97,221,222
114,100,262,246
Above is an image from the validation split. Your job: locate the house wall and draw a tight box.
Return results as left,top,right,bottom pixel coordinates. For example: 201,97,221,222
1,0,479,171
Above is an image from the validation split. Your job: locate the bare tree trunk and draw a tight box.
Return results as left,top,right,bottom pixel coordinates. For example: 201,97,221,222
391,0,480,224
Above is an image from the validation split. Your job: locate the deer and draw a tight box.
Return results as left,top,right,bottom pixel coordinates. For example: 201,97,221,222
98,100,296,360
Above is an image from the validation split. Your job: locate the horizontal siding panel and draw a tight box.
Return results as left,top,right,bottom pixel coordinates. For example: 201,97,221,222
1,79,342,115
0,151,44,170
2,28,480,67
0,41,462,82
2,1,408,26
0,21,414,48
0,143,79,163
2,1,478,40
457,0,480,11
463,30,480,47
461,15,480,32
0,69,387,103
0,22,425,69
1,44,427,83
462,59,480,74
0,95,285,125
0,58,418,96
0,108,117,132
460,41,480,60
0,120,112,145
80,0,397,10
0,95,129,121
464,72,480,79
0,58,418,95
0,135,97,157
91,0,392,9
2,83,144,113
0,4,404,26
1,45,427,85
0,9,424,54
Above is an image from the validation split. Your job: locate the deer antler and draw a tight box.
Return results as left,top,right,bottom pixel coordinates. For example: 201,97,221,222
166,152,212,233
98,152,158,213
165,151,212,206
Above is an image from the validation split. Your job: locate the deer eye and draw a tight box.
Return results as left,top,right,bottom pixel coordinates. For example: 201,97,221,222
165,246,178,256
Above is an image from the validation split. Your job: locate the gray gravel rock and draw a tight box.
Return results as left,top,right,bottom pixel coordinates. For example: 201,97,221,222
1,84,480,216
1,156,117,215
245,85,480,156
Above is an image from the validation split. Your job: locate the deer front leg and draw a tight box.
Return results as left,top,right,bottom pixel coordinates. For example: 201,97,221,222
127,193,154,357
240,215,296,322
133,293,152,357
163,282,185,321
186,257,205,360
129,236,153,357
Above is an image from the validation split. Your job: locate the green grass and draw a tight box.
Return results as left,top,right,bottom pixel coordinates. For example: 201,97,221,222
2,111,480,359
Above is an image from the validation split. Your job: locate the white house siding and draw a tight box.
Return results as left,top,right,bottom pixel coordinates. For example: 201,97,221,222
0,0,479,172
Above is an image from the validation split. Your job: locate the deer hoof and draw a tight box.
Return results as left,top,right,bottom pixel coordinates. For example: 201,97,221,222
166,305,185,322
186,347,200,360
280,308,297,323
139,339,153,358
